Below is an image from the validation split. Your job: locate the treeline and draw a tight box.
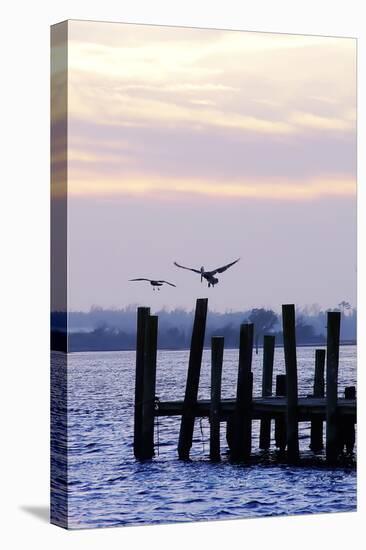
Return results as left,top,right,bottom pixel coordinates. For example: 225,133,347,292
51,303,356,352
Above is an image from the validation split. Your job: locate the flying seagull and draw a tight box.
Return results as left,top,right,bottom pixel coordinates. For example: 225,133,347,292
174,258,240,288
129,278,176,291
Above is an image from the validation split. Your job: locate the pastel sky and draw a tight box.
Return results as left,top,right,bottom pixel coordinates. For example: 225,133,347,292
63,20,356,312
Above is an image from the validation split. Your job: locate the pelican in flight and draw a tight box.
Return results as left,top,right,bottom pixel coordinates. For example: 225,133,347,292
174,258,240,288
129,278,176,291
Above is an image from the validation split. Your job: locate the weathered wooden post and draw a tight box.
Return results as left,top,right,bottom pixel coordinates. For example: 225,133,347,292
341,386,356,454
231,323,254,461
134,306,150,459
178,298,208,460
275,374,287,451
310,349,326,452
259,335,275,449
226,417,234,453
140,315,159,459
326,311,341,464
210,336,224,461
282,304,299,462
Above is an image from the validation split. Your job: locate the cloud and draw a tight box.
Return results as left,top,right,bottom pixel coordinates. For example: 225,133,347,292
68,119,356,183
65,20,356,200
289,110,356,131
67,172,355,201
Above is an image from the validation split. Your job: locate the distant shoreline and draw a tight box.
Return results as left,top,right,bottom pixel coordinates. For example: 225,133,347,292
53,340,357,354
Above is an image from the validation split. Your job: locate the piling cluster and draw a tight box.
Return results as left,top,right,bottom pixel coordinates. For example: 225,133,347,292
134,299,356,465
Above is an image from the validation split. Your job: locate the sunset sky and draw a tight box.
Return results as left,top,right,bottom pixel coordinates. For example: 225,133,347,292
63,20,356,312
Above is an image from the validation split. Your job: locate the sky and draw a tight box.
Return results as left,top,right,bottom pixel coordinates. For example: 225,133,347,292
61,20,356,312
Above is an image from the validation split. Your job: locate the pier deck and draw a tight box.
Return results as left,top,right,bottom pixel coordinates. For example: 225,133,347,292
156,396,356,420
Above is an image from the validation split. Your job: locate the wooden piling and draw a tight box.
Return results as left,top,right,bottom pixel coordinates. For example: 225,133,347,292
310,349,326,452
210,336,224,461
134,306,150,459
259,335,275,449
226,417,234,452
345,386,356,399
282,304,299,462
326,311,341,464
231,323,254,461
140,315,158,460
342,386,356,454
178,298,208,460
275,374,287,451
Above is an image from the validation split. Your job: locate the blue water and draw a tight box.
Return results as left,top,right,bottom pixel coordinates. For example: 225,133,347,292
52,346,356,529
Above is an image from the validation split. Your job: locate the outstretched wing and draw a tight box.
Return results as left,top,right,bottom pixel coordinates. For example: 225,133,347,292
210,258,240,275
158,280,176,287
129,278,151,282
174,261,201,274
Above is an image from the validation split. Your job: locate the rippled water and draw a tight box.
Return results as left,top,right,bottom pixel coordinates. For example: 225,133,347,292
52,345,356,529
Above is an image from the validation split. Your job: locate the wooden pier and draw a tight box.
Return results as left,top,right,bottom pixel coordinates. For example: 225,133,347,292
134,299,356,465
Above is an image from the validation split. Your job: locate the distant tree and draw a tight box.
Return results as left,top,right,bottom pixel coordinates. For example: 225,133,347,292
160,326,186,349
338,301,352,314
295,315,316,342
209,323,239,348
248,308,278,354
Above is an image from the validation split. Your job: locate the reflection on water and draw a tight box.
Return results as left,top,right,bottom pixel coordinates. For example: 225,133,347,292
51,346,356,529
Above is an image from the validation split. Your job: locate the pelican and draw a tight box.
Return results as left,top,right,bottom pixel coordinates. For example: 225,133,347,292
129,278,176,291
174,258,240,288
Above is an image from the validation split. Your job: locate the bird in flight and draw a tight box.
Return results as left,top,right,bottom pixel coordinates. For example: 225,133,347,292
174,258,240,288
129,278,176,291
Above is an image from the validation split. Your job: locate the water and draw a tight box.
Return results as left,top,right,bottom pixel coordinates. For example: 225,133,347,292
52,346,356,529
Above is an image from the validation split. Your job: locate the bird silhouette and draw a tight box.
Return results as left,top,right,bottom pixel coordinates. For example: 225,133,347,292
129,278,176,291
174,258,240,288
